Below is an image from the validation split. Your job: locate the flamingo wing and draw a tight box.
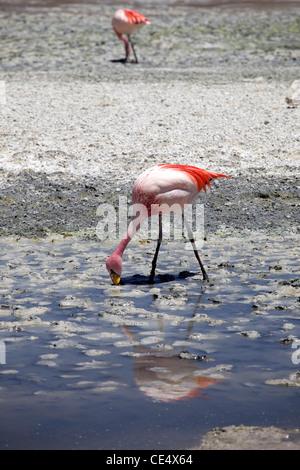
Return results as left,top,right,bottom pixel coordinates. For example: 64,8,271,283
124,9,151,25
157,164,229,193
132,164,229,211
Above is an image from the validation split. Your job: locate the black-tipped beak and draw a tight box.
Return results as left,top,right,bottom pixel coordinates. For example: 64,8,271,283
110,269,121,286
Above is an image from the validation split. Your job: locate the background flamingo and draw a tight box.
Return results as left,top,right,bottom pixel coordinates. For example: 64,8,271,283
106,164,229,285
112,9,151,63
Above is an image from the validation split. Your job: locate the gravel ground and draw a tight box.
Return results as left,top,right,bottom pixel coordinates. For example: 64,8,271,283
0,76,299,238
0,0,300,450
0,4,300,236
0,2,299,237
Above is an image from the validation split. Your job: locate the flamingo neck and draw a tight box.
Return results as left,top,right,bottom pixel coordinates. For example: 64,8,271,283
114,28,130,56
115,231,132,257
115,211,147,258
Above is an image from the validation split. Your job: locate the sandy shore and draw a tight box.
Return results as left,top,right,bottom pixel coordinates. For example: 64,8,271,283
193,424,300,450
0,1,300,450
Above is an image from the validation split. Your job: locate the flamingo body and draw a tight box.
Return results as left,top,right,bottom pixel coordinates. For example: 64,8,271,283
132,164,224,211
106,164,229,285
112,9,151,63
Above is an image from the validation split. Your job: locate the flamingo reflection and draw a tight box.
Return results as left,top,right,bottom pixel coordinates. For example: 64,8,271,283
122,323,225,402
120,295,229,403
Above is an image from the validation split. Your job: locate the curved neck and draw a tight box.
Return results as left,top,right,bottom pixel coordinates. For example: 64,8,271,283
115,211,147,257
114,28,130,56
115,232,131,257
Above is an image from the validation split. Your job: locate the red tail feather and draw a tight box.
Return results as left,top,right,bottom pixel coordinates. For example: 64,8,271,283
158,164,230,192
124,9,150,25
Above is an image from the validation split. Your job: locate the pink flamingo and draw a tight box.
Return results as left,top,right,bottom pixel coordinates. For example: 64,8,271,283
112,9,151,63
106,164,229,285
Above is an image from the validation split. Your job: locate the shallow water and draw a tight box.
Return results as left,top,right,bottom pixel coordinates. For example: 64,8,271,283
0,234,299,449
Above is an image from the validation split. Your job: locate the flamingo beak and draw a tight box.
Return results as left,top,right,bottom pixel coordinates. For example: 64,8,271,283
110,270,121,286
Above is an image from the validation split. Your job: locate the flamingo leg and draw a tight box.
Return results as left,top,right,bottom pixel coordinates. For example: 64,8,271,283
128,35,138,63
149,213,162,283
183,214,209,282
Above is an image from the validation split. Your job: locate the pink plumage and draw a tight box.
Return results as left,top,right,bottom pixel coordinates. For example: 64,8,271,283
106,164,229,285
132,164,227,210
112,9,151,63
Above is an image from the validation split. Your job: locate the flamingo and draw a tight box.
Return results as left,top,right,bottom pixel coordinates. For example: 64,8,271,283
112,9,151,63
106,164,230,285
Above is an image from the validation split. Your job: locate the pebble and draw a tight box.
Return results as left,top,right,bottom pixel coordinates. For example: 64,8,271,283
240,330,261,339
266,371,300,388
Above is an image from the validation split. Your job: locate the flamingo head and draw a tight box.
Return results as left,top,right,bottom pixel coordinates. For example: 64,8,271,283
106,252,122,285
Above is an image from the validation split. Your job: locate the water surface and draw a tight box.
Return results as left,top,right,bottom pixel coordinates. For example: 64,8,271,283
0,234,299,449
